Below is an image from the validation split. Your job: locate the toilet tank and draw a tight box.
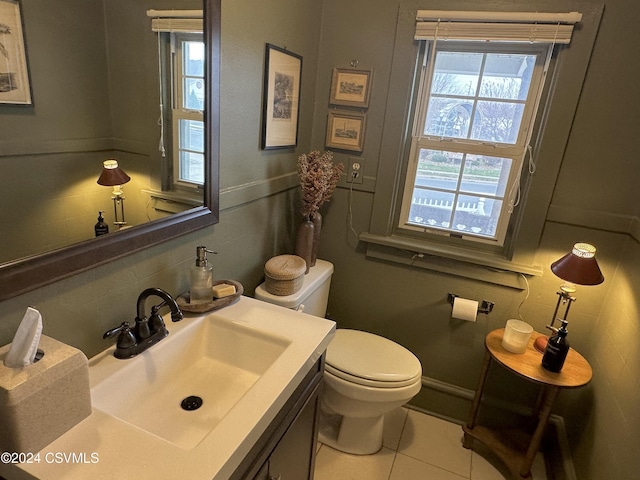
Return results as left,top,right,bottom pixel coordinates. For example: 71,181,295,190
254,259,334,317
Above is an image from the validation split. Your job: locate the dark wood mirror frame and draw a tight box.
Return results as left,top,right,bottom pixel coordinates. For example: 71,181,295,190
0,0,221,302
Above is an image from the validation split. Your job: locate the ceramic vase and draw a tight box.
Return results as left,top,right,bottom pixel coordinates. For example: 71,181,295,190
310,212,322,268
295,218,314,273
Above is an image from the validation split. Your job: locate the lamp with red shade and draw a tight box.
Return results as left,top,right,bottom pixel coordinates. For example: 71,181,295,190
533,243,604,353
97,159,131,227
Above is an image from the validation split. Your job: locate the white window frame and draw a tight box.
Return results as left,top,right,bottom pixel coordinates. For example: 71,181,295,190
398,41,550,246
171,32,205,189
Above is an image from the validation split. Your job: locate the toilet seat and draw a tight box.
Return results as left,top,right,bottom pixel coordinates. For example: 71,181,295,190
325,329,422,388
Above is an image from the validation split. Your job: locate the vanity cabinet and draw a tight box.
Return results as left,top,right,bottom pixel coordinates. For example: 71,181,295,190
231,357,324,480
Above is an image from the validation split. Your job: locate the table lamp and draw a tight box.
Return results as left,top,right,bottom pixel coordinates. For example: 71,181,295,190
97,159,131,226
533,242,604,353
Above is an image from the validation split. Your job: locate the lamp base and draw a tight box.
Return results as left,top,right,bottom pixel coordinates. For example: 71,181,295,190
533,335,548,353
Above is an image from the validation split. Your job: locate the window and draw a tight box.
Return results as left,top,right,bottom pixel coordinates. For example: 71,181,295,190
149,10,204,190
171,33,205,188
361,6,600,279
399,42,549,246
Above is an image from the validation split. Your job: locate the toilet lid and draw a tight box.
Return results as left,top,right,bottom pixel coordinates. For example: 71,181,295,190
325,329,422,386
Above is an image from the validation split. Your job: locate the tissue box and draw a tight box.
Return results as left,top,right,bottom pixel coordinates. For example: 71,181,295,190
0,335,91,453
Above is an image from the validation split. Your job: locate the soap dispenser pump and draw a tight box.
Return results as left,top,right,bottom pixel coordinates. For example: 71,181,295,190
542,319,570,372
190,246,216,304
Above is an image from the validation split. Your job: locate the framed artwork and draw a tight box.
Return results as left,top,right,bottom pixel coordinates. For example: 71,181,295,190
325,111,366,152
329,68,372,108
0,0,32,105
261,43,302,149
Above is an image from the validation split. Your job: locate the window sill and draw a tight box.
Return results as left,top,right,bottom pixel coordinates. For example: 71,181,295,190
359,232,542,289
143,189,203,214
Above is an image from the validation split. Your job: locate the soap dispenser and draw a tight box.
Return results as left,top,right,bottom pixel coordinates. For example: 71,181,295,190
190,246,216,304
542,320,570,372
95,211,109,237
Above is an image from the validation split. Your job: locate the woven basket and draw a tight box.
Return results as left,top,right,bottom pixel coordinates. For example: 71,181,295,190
264,255,306,296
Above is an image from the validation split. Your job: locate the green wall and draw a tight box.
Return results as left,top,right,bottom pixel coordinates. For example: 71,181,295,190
1,0,639,479
311,1,640,479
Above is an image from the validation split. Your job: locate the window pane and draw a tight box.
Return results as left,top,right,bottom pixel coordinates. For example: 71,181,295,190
183,41,204,77
472,100,524,143
184,77,205,110
179,151,204,185
460,155,512,197
481,53,535,101
179,119,204,152
424,98,474,138
417,149,463,189
408,189,456,228
451,195,502,238
178,119,204,185
432,51,482,96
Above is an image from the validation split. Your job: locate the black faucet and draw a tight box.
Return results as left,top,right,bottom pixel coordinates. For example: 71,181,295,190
103,287,183,359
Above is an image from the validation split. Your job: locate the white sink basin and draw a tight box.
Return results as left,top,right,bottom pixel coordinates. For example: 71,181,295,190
91,316,290,449
1,296,334,480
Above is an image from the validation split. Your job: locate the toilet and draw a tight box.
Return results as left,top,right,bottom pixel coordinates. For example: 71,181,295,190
255,259,422,455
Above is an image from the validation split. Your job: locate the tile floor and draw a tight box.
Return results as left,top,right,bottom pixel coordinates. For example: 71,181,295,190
314,407,548,480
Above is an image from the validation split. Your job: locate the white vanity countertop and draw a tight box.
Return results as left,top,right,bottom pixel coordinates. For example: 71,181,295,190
0,296,335,480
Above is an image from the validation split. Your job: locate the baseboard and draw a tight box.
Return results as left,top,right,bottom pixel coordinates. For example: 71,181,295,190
411,376,576,480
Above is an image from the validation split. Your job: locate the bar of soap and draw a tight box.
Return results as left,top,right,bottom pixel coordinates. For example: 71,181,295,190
212,283,236,299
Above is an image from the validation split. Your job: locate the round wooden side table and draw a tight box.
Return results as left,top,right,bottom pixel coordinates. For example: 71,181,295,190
462,328,592,479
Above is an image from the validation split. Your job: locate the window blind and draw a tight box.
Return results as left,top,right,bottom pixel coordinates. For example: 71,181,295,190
146,9,203,33
415,10,582,44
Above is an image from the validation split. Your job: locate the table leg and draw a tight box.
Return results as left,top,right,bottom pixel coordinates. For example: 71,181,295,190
519,385,559,478
463,350,492,448
467,350,492,429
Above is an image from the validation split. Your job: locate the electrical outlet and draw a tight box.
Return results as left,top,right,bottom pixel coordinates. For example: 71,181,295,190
347,160,363,184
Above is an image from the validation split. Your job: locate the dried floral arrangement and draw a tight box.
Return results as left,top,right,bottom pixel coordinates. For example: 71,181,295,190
298,150,345,218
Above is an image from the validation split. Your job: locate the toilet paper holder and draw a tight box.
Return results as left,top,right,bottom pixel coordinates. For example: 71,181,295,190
447,294,494,314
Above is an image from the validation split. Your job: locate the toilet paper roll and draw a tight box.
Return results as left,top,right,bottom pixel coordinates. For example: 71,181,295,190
451,297,478,322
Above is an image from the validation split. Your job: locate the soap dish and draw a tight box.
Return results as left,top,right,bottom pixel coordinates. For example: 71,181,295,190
177,279,243,313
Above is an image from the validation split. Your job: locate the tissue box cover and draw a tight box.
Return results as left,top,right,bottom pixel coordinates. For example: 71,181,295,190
0,335,91,454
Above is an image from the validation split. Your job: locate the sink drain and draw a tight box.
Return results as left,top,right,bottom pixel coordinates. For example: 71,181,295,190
181,395,203,411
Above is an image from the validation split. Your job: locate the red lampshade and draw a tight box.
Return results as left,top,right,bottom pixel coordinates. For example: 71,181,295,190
97,159,131,187
550,243,604,286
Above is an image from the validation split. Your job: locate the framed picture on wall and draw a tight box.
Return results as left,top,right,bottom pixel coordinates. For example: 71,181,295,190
325,111,366,152
329,68,372,108
261,43,302,149
0,0,32,105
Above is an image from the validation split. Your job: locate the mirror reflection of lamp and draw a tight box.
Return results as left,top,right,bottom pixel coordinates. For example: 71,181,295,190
533,243,605,353
97,159,131,227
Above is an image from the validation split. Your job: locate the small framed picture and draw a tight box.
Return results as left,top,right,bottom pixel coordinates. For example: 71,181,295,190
325,111,366,152
0,0,32,105
261,44,302,149
329,68,372,108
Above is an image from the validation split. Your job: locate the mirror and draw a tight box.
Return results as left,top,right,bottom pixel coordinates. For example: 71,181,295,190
0,0,220,301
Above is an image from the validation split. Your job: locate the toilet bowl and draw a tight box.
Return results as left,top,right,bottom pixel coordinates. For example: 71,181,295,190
320,329,422,454
254,259,423,455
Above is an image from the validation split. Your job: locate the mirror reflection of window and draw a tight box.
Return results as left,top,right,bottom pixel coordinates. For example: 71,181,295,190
171,33,205,188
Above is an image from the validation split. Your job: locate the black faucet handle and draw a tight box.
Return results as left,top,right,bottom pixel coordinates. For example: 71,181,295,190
153,299,183,323
103,322,130,339
103,322,137,349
